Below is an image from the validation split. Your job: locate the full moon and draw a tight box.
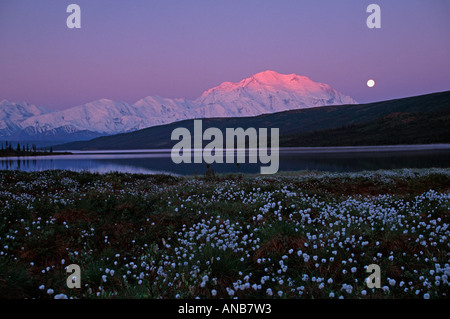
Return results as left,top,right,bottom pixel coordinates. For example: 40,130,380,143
367,79,375,88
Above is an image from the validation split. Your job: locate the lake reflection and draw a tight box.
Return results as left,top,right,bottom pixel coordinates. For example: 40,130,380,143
1,146,449,175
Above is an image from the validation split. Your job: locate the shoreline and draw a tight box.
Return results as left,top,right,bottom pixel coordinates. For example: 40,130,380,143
0,151,72,158
59,143,450,155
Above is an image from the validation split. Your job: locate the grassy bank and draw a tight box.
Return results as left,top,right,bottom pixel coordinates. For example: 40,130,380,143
0,168,449,299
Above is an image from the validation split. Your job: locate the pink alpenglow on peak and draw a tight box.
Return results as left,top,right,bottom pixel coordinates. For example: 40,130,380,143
1,71,357,139
246,70,313,87
194,70,357,118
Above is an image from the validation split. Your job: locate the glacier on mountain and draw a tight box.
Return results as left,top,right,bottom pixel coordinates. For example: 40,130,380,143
0,71,357,141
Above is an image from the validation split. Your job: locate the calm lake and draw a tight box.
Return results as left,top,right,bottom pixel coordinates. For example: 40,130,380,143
1,145,449,175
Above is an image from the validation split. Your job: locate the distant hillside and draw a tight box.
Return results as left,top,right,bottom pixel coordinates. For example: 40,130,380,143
281,111,450,146
54,91,450,150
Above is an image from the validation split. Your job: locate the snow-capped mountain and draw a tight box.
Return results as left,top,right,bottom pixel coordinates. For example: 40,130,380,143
20,99,147,135
0,71,357,142
0,100,49,137
132,96,196,128
194,70,356,117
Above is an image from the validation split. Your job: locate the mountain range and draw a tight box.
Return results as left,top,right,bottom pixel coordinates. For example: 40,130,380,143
54,90,450,150
0,71,356,143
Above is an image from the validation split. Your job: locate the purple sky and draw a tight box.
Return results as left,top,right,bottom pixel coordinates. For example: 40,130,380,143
1,0,449,110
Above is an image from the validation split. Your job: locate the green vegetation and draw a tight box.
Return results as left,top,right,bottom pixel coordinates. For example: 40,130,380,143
0,141,71,157
281,111,450,146
0,168,449,299
55,90,450,150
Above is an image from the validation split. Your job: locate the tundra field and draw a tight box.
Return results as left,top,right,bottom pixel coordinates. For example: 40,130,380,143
0,168,449,299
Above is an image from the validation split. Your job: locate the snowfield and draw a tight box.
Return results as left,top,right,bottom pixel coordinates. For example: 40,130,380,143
0,71,357,139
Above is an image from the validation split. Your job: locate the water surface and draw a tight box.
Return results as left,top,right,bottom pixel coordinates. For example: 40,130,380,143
1,145,449,175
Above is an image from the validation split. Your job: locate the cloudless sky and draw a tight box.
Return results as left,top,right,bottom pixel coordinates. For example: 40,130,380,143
0,0,449,110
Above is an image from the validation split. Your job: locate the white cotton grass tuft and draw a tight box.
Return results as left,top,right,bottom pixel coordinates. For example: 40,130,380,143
2,169,450,299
